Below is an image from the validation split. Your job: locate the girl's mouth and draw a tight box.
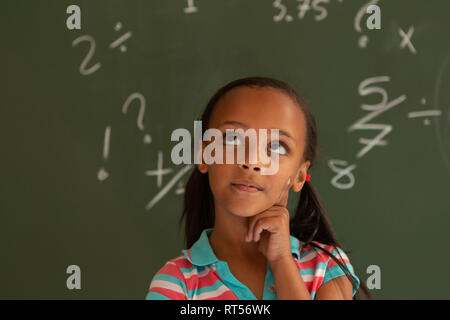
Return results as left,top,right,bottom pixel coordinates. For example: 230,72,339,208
230,180,263,193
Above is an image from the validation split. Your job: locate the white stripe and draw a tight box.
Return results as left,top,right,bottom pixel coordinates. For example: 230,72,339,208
150,280,186,295
172,255,187,262
315,267,326,278
300,268,326,283
299,250,319,263
301,274,315,282
301,244,350,263
192,284,230,300
166,255,186,266
332,249,350,262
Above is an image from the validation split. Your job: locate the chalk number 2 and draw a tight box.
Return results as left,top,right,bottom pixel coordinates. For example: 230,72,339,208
72,35,101,76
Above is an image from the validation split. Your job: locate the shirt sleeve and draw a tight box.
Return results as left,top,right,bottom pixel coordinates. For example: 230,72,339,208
145,261,188,300
322,246,360,297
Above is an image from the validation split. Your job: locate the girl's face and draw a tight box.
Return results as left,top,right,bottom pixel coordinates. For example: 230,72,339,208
198,86,310,217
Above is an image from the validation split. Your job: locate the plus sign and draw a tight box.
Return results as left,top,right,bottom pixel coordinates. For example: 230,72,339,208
145,151,173,188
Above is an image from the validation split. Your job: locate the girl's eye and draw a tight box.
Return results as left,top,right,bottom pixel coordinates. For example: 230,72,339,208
267,142,287,155
223,133,241,145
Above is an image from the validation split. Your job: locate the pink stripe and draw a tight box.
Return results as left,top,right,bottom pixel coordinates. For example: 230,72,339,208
327,257,350,267
177,256,194,268
202,289,238,300
299,259,324,269
185,269,221,291
188,248,193,263
157,262,186,278
149,287,186,300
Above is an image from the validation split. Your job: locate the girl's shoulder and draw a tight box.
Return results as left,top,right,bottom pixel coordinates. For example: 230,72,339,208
146,254,195,300
294,239,360,298
157,254,194,274
297,240,351,265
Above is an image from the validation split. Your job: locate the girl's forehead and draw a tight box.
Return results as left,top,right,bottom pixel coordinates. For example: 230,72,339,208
210,86,306,138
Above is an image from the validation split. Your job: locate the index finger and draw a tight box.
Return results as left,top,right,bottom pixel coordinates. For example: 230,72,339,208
275,178,291,207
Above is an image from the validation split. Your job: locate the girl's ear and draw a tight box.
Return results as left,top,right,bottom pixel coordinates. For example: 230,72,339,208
292,160,311,192
196,140,208,173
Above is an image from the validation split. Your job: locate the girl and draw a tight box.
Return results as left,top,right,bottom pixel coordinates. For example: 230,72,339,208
146,77,371,300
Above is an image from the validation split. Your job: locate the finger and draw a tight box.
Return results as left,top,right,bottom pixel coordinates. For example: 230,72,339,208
275,177,291,207
253,210,289,242
253,217,277,242
247,210,281,242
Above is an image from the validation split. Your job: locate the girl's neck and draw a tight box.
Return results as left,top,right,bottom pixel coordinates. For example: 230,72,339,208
208,207,265,262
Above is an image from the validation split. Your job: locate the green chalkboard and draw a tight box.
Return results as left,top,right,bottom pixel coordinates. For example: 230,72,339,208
1,0,449,299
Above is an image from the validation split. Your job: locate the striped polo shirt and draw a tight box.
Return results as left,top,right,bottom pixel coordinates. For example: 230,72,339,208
146,228,360,300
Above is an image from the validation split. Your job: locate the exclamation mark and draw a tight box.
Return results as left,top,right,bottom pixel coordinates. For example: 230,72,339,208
97,126,111,181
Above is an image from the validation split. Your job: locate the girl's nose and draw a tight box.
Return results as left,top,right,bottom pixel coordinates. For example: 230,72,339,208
240,163,261,172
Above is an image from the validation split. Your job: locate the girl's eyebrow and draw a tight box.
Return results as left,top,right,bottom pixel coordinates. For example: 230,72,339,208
219,120,295,142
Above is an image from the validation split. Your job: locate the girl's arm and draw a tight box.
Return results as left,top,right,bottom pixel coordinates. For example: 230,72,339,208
270,256,312,300
314,275,353,300
271,256,353,300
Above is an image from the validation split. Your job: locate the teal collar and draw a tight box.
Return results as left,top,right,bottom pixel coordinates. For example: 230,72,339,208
182,228,302,266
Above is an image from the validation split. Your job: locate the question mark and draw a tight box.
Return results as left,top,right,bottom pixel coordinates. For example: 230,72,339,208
354,0,379,48
122,92,152,144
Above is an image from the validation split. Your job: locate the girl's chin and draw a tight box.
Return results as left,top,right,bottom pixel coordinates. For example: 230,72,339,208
227,204,267,218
